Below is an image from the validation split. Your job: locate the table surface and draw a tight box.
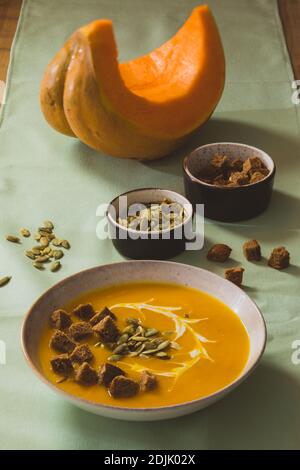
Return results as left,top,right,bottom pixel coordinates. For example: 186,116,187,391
0,0,300,81
1,0,299,450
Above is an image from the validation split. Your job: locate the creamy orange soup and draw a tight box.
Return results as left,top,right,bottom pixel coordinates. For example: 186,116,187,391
39,282,250,408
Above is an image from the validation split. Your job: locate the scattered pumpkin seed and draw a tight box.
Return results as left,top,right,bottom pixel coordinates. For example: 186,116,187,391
32,246,43,255
6,235,20,244
0,276,11,287
33,261,44,270
53,249,64,260
50,261,61,272
40,236,49,247
38,226,52,234
139,353,150,359
7,220,71,273
44,220,54,230
25,250,36,260
61,240,70,249
107,354,122,362
20,228,31,238
94,342,102,348
35,255,50,263
128,351,138,357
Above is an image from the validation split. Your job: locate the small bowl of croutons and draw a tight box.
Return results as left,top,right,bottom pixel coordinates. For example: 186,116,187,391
183,142,275,222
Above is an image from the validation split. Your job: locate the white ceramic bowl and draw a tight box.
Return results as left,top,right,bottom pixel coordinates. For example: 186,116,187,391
21,261,266,421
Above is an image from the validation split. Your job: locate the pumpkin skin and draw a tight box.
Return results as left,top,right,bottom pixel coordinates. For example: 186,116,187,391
40,5,225,159
40,35,76,137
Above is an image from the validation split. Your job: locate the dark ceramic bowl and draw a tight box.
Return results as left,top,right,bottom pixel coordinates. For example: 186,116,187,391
183,142,276,222
107,188,193,260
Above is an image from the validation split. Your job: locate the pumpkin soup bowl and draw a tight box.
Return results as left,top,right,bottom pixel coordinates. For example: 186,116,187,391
21,261,266,421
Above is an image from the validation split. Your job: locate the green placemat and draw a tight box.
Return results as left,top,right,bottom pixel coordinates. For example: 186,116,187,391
1,0,300,450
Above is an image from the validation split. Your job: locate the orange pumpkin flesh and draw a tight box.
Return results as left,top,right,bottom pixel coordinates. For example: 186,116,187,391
40,5,225,159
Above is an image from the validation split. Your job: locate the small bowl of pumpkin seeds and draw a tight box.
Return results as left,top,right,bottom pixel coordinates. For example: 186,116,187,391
107,188,193,259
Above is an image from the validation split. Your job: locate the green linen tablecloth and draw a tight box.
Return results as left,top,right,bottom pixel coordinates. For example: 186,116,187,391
0,0,300,450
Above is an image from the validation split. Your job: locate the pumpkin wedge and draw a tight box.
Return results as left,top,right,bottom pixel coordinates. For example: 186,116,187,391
40,5,225,159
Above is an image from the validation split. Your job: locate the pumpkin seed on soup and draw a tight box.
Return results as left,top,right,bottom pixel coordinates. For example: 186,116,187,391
117,333,129,344
126,317,140,326
139,353,150,359
156,340,170,351
113,344,128,355
156,352,171,359
145,328,158,337
107,354,122,362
